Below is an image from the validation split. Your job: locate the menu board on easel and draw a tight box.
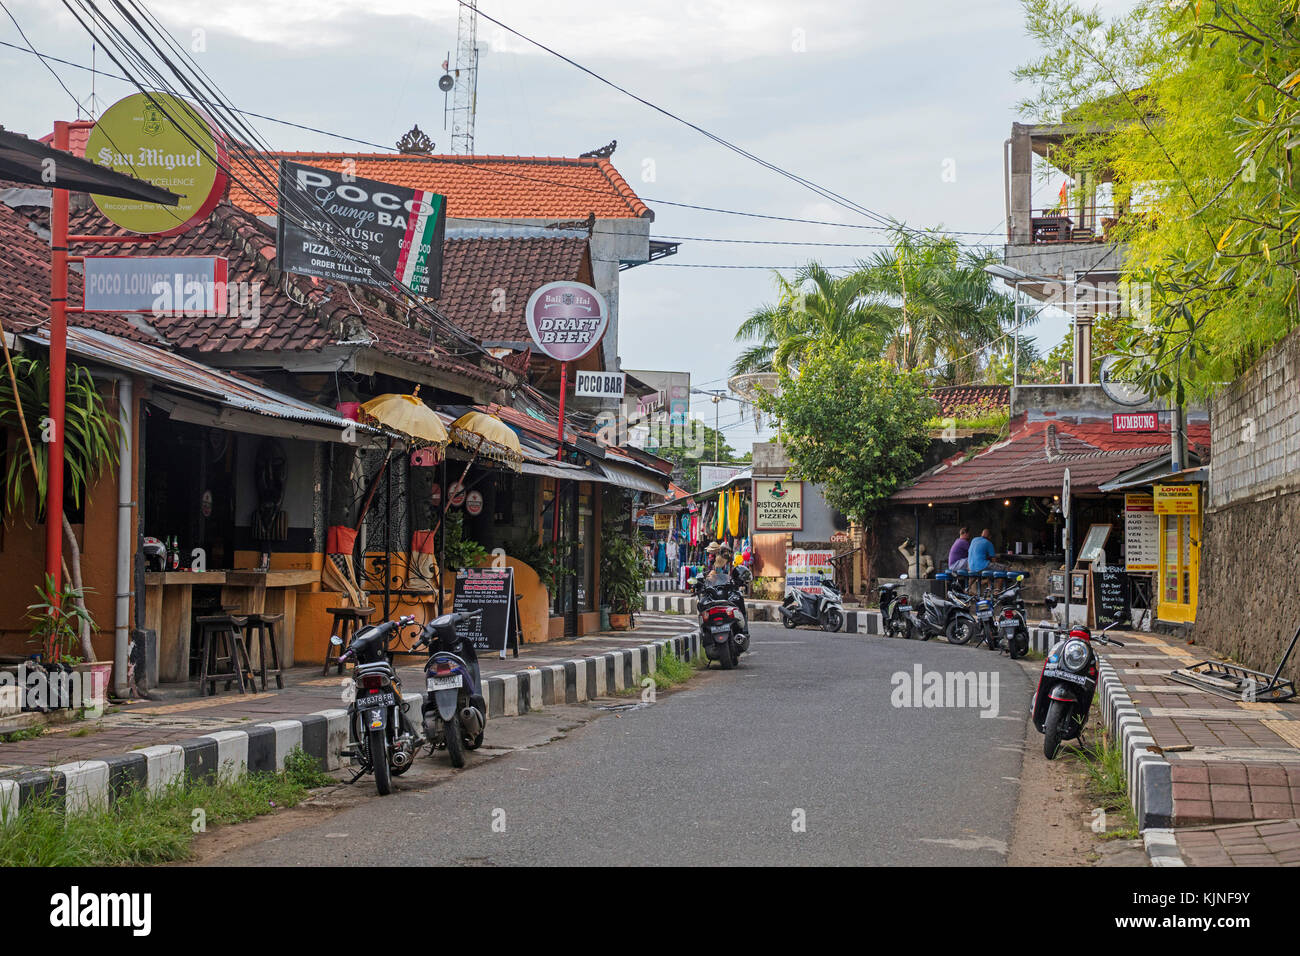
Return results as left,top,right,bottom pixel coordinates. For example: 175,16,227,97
452,566,519,658
1076,523,1112,567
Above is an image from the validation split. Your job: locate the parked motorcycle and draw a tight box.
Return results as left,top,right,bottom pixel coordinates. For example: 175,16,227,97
909,579,977,643
991,574,1030,659
1033,597,1126,759
878,579,913,639
691,565,752,670
333,615,423,796
780,576,844,632
412,608,487,769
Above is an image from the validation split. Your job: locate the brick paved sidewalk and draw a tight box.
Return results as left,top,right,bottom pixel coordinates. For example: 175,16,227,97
1095,627,1300,856
1164,820,1300,867
0,612,693,775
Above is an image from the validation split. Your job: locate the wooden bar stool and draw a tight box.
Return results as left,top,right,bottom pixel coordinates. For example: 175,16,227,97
195,614,253,696
243,612,285,691
324,606,375,675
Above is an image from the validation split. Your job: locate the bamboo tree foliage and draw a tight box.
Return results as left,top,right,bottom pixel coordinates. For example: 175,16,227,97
0,355,119,518
1017,0,1300,399
0,355,119,662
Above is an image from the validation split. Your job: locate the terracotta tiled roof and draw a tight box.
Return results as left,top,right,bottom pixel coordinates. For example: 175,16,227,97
228,152,651,221
0,199,157,344
929,384,1010,417
436,236,591,343
892,417,1212,504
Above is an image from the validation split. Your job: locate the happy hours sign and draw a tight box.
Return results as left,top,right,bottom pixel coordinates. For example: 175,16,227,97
524,281,609,362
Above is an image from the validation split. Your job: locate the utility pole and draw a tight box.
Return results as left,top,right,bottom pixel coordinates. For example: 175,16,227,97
711,394,721,461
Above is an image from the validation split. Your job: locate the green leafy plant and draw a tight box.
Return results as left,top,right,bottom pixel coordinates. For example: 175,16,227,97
759,345,933,522
442,511,489,570
514,538,560,593
600,527,648,615
26,574,95,665
0,354,119,662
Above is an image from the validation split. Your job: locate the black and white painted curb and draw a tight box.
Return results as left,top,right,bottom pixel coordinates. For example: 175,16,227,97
1095,654,1174,833
1142,828,1186,867
0,630,701,820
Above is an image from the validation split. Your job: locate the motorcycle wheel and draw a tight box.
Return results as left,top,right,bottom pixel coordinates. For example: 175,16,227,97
782,615,796,630
368,726,392,795
718,641,735,670
945,617,974,646
1043,699,1068,760
822,608,843,633
445,713,466,768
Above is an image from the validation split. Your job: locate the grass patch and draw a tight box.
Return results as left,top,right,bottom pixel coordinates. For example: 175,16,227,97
0,746,335,866
0,725,46,743
1078,728,1139,840
613,651,703,696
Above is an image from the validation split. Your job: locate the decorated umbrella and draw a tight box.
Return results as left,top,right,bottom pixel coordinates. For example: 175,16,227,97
448,410,523,477
330,388,449,615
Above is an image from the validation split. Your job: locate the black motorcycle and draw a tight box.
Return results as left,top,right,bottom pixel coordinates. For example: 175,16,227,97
780,576,844,632
691,565,751,670
878,580,913,639
1033,597,1125,759
413,609,487,769
991,574,1030,660
333,615,423,796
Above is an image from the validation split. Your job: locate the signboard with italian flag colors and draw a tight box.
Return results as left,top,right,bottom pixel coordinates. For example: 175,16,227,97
276,160,446,297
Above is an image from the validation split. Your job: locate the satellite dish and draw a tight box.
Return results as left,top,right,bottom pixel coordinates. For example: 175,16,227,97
438,74,455,93
1098,354,1153,407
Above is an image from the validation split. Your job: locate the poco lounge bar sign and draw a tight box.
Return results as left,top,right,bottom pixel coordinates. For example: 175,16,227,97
276,160,447,297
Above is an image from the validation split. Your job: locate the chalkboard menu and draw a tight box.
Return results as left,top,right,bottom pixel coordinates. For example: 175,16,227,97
1095,567,1132,628
452,567,519,658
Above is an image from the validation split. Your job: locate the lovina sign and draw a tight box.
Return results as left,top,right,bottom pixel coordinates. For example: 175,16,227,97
525,281,609,362
85,92,228,236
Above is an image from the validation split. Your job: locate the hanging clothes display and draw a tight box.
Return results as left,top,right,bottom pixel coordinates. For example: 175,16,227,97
728,488,741,537
655,540,667,573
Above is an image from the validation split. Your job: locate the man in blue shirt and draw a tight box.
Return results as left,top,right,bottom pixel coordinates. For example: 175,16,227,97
968,528,999,573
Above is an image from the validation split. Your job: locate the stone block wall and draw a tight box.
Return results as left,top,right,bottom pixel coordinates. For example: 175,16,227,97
1197,327,1300,678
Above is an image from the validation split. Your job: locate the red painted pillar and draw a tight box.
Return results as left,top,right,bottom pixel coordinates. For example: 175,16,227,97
45,120,70,598
551,361,568,542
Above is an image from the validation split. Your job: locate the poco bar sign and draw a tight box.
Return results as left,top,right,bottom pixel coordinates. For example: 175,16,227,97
574,371,625,399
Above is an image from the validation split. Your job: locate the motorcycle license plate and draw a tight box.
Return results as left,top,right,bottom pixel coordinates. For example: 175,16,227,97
978,611,993,621
1043,667,1088,685
356,691,396,709
427,674,463,691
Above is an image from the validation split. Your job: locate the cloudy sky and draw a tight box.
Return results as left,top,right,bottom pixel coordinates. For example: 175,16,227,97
1,0,1134,451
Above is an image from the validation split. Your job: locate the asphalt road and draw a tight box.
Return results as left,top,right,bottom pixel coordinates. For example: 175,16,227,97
206,623,1036,866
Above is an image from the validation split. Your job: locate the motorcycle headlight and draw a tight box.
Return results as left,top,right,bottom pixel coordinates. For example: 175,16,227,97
1062,639,1089,673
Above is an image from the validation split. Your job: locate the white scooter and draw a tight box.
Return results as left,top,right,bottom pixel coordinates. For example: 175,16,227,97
779,576,845,632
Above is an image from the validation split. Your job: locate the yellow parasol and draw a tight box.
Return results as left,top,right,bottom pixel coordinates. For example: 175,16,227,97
449,410,522,471
359,388,449,446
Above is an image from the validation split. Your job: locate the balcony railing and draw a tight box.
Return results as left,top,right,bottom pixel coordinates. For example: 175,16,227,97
1018,205,1148,245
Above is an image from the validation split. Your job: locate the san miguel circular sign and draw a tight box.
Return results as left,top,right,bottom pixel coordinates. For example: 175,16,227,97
524,281,609,362
85,92,228,236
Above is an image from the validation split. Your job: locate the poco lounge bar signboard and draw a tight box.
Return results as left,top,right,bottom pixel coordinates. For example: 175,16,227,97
85,92,228,236
754,478,803,531
276,160,447,297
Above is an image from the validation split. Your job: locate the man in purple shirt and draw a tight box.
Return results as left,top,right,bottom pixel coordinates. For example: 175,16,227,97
947,527,971,571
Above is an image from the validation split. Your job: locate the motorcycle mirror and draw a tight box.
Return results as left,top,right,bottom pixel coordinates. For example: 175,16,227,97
1043,595,1058,609
687,577,697,587
899,573,909,580
329,635,343,646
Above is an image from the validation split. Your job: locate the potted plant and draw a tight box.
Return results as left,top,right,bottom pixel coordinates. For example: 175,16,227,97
601,528,648,631
27,575,109,711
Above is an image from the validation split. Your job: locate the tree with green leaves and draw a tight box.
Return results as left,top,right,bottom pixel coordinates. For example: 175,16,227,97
0,354,118,662
1016,0,1300,400
757,343,933,522
648,418,750,492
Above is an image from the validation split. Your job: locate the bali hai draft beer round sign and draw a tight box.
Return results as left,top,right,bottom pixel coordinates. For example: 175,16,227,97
524,281,609,362
85,92,228,236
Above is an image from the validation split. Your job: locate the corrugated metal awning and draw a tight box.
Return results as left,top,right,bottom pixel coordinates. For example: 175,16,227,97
598,458,670,495
22,327,380,441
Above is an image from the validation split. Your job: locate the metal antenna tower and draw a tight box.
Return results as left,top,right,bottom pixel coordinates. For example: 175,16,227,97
449,0,480,154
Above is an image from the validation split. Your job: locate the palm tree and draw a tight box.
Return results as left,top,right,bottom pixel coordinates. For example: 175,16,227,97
731,263,892,375
0,354,119,662
856,230,1019,384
